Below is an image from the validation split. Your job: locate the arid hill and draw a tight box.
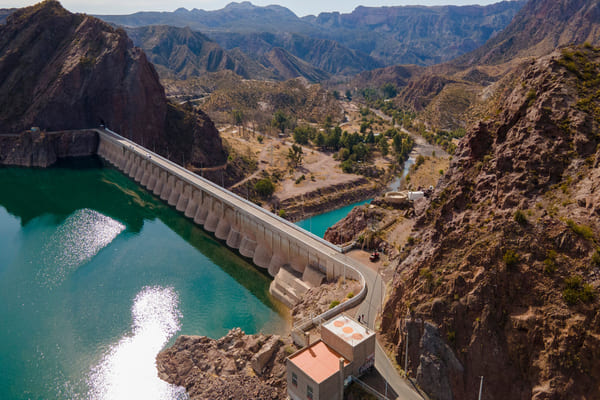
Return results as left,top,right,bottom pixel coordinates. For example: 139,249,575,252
382,46,600,400
0,0,226,167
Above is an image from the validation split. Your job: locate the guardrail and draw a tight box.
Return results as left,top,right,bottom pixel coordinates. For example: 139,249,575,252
100,128,343,253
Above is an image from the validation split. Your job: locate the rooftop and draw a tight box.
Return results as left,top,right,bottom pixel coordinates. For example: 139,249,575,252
288,340,349,383
323,315,375,346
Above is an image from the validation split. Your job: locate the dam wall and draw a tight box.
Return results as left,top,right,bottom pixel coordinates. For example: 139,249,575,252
95,129,367,314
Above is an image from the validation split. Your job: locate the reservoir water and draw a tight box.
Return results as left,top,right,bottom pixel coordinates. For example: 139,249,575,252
295,158,415,238
0,160,287,400
295,199,371,238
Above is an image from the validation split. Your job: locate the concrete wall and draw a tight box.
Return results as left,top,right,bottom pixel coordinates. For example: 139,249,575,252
96,130,366,286
286,357,348,400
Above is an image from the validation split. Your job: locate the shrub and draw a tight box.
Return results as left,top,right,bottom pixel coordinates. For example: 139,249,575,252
543,258,556,274
278,209,286,218
295,175,305,184
329,300,340,309
566,219,595,240
514,210,528,225
257,135,263,143
254,178,275,197
347,292,354,299
592,249,600,267
503,250,519,268
563,275,595,305
419,268,433,283
406,236,415,246
447,330,456,344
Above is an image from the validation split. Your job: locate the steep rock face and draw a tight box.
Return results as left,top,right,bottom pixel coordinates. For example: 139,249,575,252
0,130,98,167
0,1,226,167
460,0,600,65
382,47,600,400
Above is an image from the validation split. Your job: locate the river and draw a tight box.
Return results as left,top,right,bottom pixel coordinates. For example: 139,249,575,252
296,157,415,238
0,160,287,400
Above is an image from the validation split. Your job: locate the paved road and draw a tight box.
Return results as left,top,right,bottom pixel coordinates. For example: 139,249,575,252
355,269,427,400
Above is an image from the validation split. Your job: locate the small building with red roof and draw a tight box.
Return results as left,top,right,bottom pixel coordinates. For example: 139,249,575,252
287,315,376,400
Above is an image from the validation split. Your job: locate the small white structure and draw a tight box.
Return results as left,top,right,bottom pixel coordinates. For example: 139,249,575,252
407,191,424,201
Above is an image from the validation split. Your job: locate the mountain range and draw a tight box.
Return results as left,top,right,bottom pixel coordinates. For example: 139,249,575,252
96,1,526,80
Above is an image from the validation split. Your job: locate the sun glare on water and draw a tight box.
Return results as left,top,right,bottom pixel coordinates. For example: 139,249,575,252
88,286,188,400
38,208,125,287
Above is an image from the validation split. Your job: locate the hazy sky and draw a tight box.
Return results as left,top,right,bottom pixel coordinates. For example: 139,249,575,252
4,0,506,17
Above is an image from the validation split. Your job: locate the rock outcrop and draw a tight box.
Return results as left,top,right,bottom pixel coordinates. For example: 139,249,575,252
0,130,98,167
156,329,289,400
0,1,226,168
381,47,600,400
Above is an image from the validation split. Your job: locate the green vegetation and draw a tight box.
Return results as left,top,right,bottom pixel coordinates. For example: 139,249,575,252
347,292,354,299
416,124,465,154
329,300,340,309
278,209,286,218
503,249,520,268
526,89,537,106
558,46,600,125
566,219,595,240
592,248,600,267
543,250,558,275
272,109,293,133
514,210,528,225
563,275,595,305
286,144,304,169
254,178,275,197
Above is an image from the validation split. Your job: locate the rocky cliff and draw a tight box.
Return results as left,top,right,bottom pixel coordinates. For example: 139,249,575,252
0,130,98,167
460,0,600,66
381,47,600,400
0,1,226,168
156,329,289,400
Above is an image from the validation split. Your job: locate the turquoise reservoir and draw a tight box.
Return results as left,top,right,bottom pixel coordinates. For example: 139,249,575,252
0,161,287,400
295,199,371,238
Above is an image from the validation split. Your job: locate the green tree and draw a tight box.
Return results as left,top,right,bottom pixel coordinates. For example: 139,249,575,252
381,83,398,99
287,144,304,169
254,178,275,197
272,110,289,133
345,89,352,101
379,139,389,156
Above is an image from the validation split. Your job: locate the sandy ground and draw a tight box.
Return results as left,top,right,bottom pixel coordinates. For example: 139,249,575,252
219,109,397,201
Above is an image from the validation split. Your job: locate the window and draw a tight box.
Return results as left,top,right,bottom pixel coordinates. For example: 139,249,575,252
307,384,313,400
292,372,297,387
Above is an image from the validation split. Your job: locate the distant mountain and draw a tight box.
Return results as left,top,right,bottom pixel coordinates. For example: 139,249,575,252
97,1,525,68
209,31,382,75
126,25,278,80
98,2,312,34
127,25,328,81
0,1,226,167
304,1,526,66
260,47,329,81
458,0,600,65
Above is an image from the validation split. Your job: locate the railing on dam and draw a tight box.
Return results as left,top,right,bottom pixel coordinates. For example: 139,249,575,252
100,128,343,252
95,128,368,332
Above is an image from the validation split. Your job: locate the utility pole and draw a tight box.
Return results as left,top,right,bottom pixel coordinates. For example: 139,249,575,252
478,376,484,400
404,311,409,377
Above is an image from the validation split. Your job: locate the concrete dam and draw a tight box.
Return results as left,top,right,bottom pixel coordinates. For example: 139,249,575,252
95,128,367,317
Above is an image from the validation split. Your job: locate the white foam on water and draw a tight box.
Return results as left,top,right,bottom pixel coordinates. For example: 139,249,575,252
88,286,188,400
38,208,125,287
